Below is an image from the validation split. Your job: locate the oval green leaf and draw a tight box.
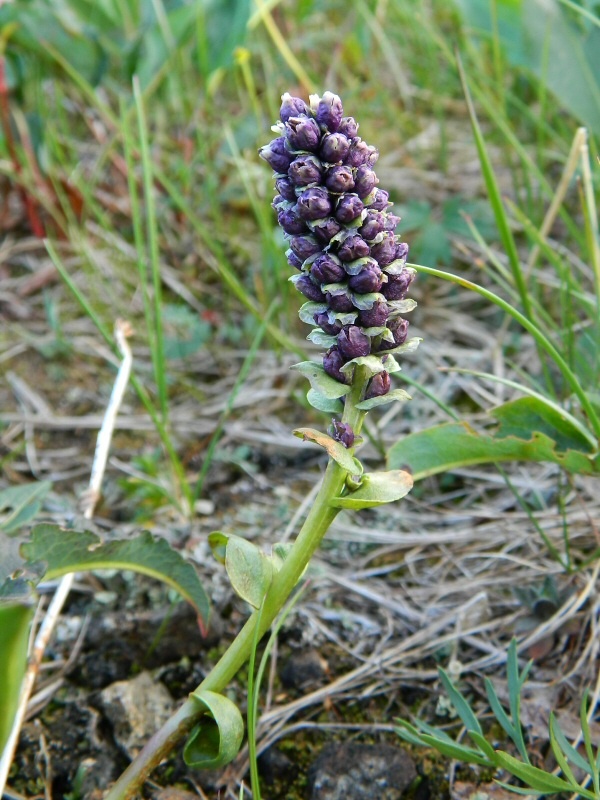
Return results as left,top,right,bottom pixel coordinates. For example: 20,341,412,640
356,388,412,411
290,361,351,399
184,689,244,770
225,535,273,609
331,470,413,509
306,388,344,414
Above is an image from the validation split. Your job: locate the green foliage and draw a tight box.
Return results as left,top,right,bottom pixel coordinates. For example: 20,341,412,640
331,469,414,509
0,481,52,535
396,640,600,798
7,524,211,623
0,602,33,752
184,689,244,769
388,396,599,479
453,0,600,136
293,427,363,475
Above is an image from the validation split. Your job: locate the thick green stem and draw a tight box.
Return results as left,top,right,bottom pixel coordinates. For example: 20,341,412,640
104,368,368,800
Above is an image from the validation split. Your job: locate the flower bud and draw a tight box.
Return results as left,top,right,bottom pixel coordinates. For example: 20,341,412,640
329,419,355,448
338,117,358,138
278,206,308,235
337,325,371,359
368,189,390,211
320,132,350,163
378,317,409,350
358,299,390,328
384,213,401,231
311,254,345,284
382,269,414,300
323,347,350,384
259,137,294,173
371,231,397,266
395,241,409,261
346,138,378,167
289,234,322,260
354,165,378,198
279,92,310,123
335,194,364,223
325,165,355,193
295,275,326,302
359,210,386,240
287,251,303,270
288,154,323,186
297,187,332,220
316,91,344,132
365,371,391,399
326,291,355,312
314,311,342,335
337,234,370,262
285,116,321,151
348,264,383,294
311,216,342,243
275,176,297,202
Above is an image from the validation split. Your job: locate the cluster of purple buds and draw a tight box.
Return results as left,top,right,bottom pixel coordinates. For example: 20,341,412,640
260,91,415,400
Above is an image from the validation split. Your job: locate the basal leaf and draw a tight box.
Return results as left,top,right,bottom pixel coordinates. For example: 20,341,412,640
387,422,597,480
331,469,413,509
492,397,595,453
290,361,351,399
493,751,581,794
293,428,362,475
184,689,244,769
22,525,210,623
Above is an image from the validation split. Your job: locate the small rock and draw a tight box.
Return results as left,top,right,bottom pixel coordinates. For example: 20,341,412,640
308,742,416,800
279,649,328,691
98,671,175,757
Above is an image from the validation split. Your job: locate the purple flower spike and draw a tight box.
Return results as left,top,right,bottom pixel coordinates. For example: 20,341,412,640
329,419,355,448
311,254,346,284
320,133,350,164
297,187,332,220
348,264,383,294
261,91,417,388
280,92,310,122
316,91,344,132
326,166,355,194
365,371,391,399
286,116,321,151
335,195,364,223
323,347,350,384
337,325,371,360
259,137,294,173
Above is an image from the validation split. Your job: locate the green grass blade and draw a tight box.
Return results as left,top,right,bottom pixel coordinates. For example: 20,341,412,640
506,639,530,764
438,668,483,735
549,713,581,785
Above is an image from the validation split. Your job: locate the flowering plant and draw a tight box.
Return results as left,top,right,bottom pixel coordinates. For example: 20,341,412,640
103,91,419,800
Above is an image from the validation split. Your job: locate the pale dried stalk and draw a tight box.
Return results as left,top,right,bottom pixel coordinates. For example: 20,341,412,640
0,320,133,794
